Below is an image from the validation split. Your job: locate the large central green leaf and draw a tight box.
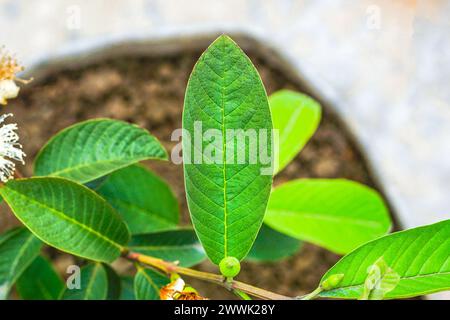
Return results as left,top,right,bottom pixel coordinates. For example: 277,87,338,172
182,35,273,264
0,178,130,263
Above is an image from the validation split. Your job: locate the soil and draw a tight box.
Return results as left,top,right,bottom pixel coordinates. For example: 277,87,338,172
1,48,386,299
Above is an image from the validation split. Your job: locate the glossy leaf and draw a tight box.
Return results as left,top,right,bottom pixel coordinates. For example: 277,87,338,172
269,90,321,174
359,257,400,300
183,35,273,264
134,268,169,300
97,165,179,234
34,118,168,184
104,264,121,300
0,228,42,299
0,177,130,263
16,256,64,300
63,263,108,300
319,220,450,299
128,229,206,267
264,179,391,254
247,224,302,262
120,276,135,300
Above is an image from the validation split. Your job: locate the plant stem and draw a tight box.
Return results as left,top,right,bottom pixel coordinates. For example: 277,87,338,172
124,251,292,300
299,287,322,300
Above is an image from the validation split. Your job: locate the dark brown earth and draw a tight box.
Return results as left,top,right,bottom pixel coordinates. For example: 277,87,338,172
1,48,387,299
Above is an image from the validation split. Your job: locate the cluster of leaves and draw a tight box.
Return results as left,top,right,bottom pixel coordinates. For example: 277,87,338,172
0,35,448,300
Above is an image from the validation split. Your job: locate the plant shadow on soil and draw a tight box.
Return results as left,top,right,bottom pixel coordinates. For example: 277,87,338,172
1,48,391,299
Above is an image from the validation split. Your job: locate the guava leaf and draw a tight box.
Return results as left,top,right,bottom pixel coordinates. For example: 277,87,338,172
134,268,169,300
129,229,206,267
97,165,179,234
119,276,135,300
34,118,167,184
16,255,64,300
0,177,130,263
247,224,301,262
103,264,121,300
359,257,400,300
269,90,321,174
319,220,450,299
264,179,391,254
63,263,108,300
183,35,273,264
0,228,42,299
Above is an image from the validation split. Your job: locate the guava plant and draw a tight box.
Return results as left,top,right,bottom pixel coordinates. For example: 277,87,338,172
0,35,448,300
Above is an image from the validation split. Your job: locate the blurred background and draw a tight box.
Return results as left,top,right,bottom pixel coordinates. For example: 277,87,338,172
1,0,449,299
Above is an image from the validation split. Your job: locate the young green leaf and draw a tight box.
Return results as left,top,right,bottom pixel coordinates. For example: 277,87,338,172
34,118,167,184
183,35,273,264
96,164,179,234
128,229,206,267
247,224,302,262
269,90,321,174
134,268,169,300
120,276,135,300
16,256,64,300
319,220,450,299
0,177,130,263
359,257,400,300
63,263,108,300
264,179,391,254
103,264,121,300
0,228,42,299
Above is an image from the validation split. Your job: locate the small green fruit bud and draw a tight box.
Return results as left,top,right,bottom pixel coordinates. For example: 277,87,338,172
321,274,344,290
219,257,241,278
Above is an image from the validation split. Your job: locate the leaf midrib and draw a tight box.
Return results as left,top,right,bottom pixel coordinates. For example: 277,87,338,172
268,209,387,229
7,232,37,282
47,156,162,181
83,264,101,300
139,270,160,293
2,187,123,251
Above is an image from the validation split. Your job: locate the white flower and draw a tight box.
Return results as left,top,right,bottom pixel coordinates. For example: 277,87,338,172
0,47,29,106
0,113,25,182
0,80,20,105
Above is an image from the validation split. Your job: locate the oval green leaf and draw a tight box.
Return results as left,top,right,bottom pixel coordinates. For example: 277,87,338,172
104,264,121,300
247,224,302,262
264,179,392,254
0,177,130,263
34,118,168,184
134,268,169,300
319,220,450,299
97,164,179,234
183,35,273,264
269,90,321,174
119,276,135,300
0,228,42,299
63,263,108,300
16,255,64,300
128,229,206,267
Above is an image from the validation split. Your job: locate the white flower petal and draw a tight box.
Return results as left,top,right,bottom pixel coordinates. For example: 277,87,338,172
0,113,25,182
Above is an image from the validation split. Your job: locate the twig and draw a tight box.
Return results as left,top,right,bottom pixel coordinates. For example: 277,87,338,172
124,251,292,300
